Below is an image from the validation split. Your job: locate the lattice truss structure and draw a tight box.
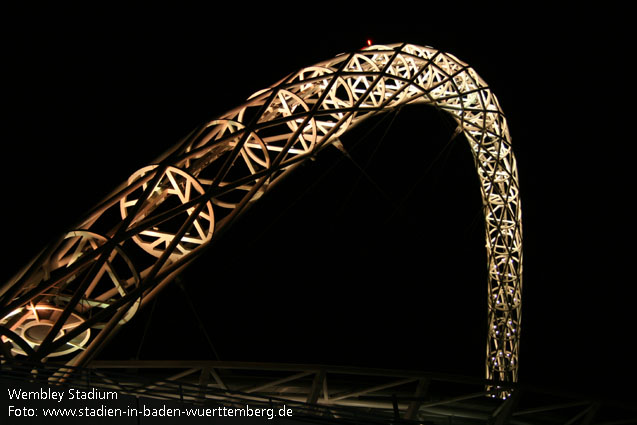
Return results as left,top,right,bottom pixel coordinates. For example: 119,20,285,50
0,43,522,392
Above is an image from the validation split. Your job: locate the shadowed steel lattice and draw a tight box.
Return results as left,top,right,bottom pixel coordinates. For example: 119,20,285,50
0,43,522,397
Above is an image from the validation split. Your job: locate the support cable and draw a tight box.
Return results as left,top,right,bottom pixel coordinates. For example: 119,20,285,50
135,295,158,360
177,278,221,361
336,107,403,212
242,110,400,250
382,124,463,225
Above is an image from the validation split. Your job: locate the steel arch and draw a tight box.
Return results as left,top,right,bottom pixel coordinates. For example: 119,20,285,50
0,43,522,396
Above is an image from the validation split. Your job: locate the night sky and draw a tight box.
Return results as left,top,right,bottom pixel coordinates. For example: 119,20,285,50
2,12,634,403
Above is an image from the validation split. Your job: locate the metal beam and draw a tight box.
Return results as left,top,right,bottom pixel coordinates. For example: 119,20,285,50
322,373,329,402
137,368,200,394
209,368,227,390
197,367,211,402
244,371,314,394
307,370,325,404
564,403,599,425
579,402,600,425
330,378,416,402
490,389,521,425
513,401,591,416
404,378,430,420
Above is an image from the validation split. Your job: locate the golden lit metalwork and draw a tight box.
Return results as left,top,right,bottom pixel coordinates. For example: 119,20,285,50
0,43,522,395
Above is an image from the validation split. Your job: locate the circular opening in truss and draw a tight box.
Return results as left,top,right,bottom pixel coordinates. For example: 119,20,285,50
23,321,61,344
51,230,142,325
1,305,90,357
120,165,215,259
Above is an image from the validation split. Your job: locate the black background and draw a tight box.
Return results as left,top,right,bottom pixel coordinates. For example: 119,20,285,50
2,9,635,403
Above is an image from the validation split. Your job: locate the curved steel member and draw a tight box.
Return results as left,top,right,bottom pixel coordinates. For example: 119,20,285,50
0,44,522,398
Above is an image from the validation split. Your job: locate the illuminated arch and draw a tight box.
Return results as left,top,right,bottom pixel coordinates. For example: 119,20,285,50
0,43,522,394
